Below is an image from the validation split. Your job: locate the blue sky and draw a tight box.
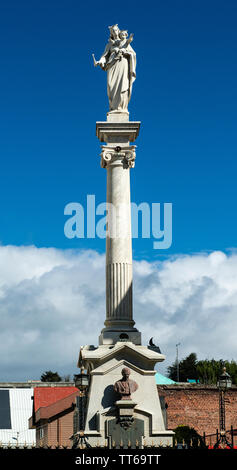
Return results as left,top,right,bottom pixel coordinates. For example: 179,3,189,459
0,0,236,260
0,1,237,380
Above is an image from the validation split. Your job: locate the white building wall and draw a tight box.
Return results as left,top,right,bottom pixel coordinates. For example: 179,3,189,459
0,389,36,446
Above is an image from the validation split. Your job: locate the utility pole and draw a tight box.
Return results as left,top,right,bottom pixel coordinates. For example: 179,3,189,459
176,343,181,382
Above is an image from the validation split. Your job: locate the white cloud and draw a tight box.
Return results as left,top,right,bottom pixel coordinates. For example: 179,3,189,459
0,245,236,381
133,250,237,372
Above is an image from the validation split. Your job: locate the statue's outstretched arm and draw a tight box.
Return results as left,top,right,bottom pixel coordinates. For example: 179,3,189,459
92,42,110,70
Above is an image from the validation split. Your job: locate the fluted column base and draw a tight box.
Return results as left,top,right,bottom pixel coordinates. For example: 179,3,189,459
99,326,141,346
106,262,133,325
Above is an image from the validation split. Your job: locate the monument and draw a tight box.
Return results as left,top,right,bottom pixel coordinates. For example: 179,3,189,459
77,24,174,448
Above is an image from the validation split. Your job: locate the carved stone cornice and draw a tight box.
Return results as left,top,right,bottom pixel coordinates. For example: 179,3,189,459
96,121,140,144
100,146,136,169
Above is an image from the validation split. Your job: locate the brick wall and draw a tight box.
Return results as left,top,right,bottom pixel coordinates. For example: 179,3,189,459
158,384,237,437
35,384,237,447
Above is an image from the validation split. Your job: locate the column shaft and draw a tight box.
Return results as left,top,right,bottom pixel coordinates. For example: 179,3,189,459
96,120,141,345
105,158,134,327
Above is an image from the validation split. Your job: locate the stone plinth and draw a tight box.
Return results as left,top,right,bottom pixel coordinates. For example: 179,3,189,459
78,341,174,447
96,121,140,145
115,399,137,417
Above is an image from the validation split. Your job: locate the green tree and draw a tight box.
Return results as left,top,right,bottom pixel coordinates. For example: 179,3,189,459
167,353,198,382
167,353,237,384
197,359,237,385
40,370,62,382
197,359,222,384
174,425,205,448
227,360,237,384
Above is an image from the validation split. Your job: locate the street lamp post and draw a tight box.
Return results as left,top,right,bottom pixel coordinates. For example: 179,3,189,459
73,367,90,448
214,367,232,449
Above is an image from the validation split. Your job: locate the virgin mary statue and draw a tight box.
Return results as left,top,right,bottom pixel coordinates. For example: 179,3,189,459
93,25,136,113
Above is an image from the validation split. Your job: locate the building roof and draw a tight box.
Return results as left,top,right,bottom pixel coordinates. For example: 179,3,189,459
29,386,78,426
34,386,78,411
155,372,177,385
0,381,75,389
78,342,165,369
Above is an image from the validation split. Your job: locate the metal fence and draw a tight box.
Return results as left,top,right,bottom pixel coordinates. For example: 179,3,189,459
203,427,237,448
1,428,237,449
0,441,205,450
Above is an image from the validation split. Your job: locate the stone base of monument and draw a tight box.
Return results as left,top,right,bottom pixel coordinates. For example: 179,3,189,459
107,110,129,123
108,400,144,448
78,341,174,448
99,326,141,346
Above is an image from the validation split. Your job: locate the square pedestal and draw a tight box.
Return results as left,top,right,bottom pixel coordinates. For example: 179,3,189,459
77,341,174,448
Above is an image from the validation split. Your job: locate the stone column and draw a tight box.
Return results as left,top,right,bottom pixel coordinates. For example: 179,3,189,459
96,117,141,345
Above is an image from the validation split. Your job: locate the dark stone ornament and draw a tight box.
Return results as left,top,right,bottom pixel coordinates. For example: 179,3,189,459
118,416,134,430
107,417,144,449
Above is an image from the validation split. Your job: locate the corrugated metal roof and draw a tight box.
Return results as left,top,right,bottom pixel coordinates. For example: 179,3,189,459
0,388,35,446
155,372,177,385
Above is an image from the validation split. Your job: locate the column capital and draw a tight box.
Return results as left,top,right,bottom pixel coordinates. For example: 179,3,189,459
100,145,136,169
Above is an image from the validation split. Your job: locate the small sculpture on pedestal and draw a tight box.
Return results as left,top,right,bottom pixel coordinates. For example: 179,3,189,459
113,368,138,430
114,367,138,400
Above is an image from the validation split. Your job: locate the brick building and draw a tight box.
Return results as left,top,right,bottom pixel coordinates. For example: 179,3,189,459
29,386,78,447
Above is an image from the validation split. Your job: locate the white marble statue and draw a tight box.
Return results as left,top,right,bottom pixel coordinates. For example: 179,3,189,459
92,24,136,112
